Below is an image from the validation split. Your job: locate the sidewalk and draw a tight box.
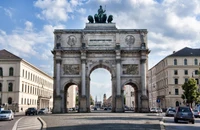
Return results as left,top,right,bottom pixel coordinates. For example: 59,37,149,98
12,112,46,130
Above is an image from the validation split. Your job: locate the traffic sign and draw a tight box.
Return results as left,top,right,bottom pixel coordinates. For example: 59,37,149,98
157,99,160,103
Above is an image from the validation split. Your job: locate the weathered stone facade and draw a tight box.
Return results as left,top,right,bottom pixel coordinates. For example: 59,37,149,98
52,23,150,113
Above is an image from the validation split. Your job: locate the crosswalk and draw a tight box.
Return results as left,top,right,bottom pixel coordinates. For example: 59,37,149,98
12,116,42,130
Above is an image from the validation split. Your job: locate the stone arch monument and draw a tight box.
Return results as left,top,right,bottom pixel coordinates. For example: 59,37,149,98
52,6,150,113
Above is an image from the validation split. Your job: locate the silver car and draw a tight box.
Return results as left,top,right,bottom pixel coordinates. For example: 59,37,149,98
193,109,200,118
0,110,14,121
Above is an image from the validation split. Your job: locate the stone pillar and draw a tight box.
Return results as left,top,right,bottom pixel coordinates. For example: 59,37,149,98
79,50,87,112
141,59,146,96
140,59,149,112
81,59,86,96
116,59,121,96
56,59,61,96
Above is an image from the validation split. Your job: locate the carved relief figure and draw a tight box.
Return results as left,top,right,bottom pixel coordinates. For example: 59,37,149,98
67,35,77,47
122,64,139,75
125,35,135,46
63,64,79,75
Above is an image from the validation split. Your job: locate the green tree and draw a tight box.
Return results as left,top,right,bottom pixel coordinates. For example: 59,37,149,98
90,95,94,105
76,95,79,106
182,78,200,107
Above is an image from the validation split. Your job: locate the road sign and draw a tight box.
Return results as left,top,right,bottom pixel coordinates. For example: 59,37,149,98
157,99,160,103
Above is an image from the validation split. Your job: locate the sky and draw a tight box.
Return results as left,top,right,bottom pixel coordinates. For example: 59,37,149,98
0,0,200,102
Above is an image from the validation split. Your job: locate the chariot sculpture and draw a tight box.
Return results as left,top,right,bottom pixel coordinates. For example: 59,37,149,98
88,5,113,23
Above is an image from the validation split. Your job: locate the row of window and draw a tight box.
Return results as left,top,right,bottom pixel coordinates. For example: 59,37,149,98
0,83,13,92
22,69,52,89
174,78,199,84
174,58,199,65
174,70,199,75
0,67,14,76
21,98,37,105
22,83,52,98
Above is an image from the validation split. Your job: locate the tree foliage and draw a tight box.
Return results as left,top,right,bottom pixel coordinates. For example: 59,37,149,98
182,78,200,106
90,95,94,105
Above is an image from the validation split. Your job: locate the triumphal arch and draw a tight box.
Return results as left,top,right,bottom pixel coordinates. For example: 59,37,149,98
52,6,150,113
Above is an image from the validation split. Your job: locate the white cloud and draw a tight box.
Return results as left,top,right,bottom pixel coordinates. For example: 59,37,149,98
34,0,73,22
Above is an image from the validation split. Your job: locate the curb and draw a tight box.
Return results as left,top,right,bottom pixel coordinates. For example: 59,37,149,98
37,117,47,130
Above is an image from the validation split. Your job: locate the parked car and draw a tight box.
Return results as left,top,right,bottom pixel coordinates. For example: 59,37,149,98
156,108,163,113
38,108,48,114
165,108,176,117
25,107,38,115
150,107,157,113
174,106,195,124
0,110,14,121
193,109,200,118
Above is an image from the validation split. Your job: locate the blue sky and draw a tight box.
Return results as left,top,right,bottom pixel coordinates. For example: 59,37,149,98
0,0,200,101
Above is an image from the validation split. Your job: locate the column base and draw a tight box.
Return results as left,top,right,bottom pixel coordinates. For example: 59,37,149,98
115,95,123,112
52,96,62,113
79,96,87,112
139,95,149,113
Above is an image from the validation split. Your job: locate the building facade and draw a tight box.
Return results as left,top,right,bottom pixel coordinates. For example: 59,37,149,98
148,47,200,109
0,50,53,112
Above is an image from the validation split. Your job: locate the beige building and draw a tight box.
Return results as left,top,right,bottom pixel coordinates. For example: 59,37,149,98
148,47,200,109
66,85,77,109
0,49,53,112
124,85,135,109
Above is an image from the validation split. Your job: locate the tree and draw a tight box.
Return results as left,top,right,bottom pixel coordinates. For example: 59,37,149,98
90,95,94,105
182,78,200,107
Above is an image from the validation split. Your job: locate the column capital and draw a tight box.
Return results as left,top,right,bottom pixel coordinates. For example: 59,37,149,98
56,59,62,64
116,59,121,63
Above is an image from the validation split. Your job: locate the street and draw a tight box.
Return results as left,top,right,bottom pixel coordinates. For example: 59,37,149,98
162,116,200,130
0,112,200,130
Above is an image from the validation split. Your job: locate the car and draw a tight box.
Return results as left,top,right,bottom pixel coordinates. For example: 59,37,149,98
193,109,200,118
150,107,157,113
25,107,38,116
165,108,176,117
0,110,14,121
156,108,162,113
38,108,48,114
94,107,97,110
174,106,195,124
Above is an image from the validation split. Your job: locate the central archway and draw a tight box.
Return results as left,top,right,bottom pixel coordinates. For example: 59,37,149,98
87,63,116,112
90,68,112,112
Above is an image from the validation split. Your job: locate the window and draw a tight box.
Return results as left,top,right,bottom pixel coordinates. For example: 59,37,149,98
185,78,188,83
22,69,24,77
8,97,12,104
0,67,3,76
194,59,198,65
21,98,23,104
175,101,179,107
174,59,177,65
184,59,187,65
175,89,179,95
9,67,14,76
8,83,13,92
22,84,24,92
174,79,178,84
195,70,198,75
184,70,188,75
196,79,199,84
174,70,178,75
0,83,2,92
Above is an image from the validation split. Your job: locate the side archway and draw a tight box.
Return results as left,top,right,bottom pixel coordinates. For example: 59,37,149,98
62,81,80,113
122,80,140,112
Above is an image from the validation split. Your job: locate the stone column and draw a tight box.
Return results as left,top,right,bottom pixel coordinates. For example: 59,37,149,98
141,59,146,96
81,59,86,96
116,59,121,96
56,59,61,96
